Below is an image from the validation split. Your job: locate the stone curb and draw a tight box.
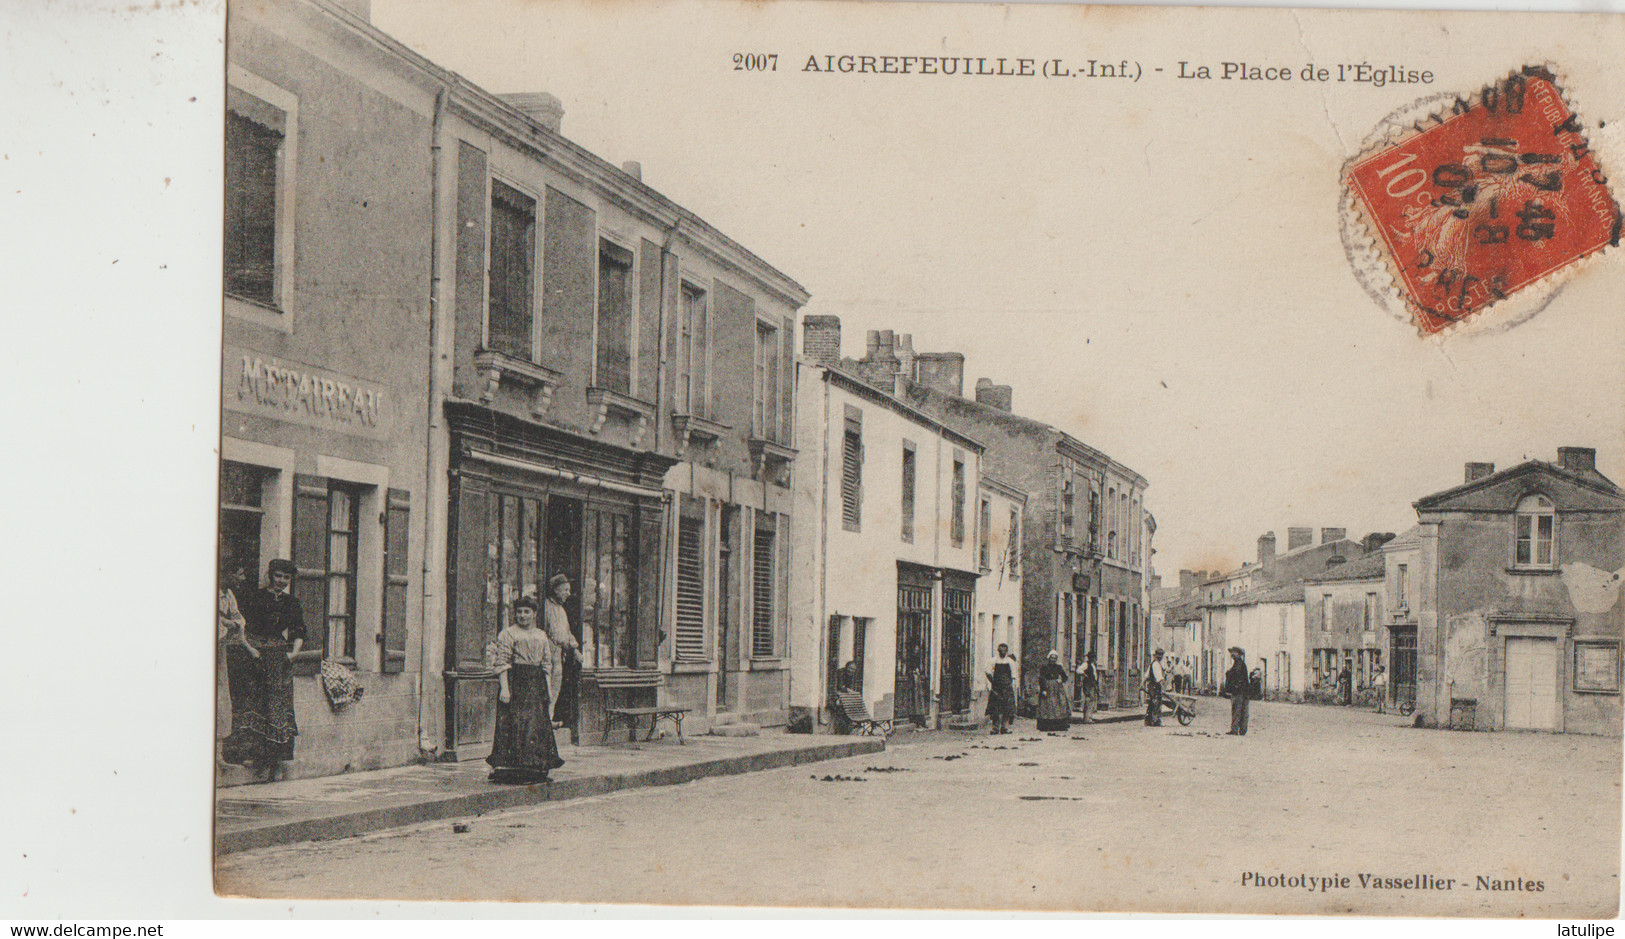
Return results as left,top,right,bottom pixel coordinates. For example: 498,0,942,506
214,736,884,856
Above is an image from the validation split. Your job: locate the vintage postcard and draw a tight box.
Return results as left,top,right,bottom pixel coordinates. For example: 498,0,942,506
209,0,1625,917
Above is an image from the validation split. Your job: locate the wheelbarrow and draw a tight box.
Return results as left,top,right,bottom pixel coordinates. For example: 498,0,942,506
1161,692,1197,726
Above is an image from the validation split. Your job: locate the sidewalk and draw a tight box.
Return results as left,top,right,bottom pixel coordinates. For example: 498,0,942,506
215,731,884,855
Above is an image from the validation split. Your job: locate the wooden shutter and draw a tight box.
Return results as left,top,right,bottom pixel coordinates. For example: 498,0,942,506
752,513,775,658
900,444,915,542
542,187,597,364
596,240,634,394
841,415,863,530
674,515,705,661
453,142,487,395
636,506,663,668
291,474,329,672
380,488,410,674
638,239,662,405
779,317,794,444
487,181,535,359
451,479,490,669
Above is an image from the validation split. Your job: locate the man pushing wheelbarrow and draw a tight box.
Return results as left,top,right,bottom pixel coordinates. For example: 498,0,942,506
1144,648,1198,727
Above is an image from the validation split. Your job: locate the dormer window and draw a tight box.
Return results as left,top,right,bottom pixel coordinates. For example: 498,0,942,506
1514,494,1556,567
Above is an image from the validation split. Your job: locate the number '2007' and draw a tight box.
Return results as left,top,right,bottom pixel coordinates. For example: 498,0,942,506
734,53,777,71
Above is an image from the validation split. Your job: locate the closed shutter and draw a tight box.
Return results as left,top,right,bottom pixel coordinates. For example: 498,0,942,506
291,474,329,671
596,240,634,394
841,420,863,529
488,181,535,359
380,488,410,673
674,516,705,661
453,142,487,386
752,517,775,658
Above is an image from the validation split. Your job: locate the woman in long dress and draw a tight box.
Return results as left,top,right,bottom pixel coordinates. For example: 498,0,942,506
985,643,1020,734
488,596,566,784
221,558,305,780
1035,650,1072,733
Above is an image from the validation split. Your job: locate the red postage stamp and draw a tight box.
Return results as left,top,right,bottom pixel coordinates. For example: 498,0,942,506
1346,67,1621,335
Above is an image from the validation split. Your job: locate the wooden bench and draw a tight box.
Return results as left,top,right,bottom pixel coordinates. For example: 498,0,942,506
593,669,683,744
833,690,892,736
604,705,692,744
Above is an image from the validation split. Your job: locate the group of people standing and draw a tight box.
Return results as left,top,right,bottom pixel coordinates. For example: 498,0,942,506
218,557,582,786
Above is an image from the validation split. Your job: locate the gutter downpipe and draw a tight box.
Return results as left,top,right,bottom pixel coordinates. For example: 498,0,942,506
418,82,449,758
817,365,831,722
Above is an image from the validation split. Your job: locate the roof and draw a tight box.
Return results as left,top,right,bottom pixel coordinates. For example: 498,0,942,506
1302,553,1387,584
1203,581,1305,608
1415,459,1624,512
823,366,986,453
1382,525,1423,551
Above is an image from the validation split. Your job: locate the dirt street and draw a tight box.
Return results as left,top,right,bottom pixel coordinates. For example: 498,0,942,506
215,700,1621,915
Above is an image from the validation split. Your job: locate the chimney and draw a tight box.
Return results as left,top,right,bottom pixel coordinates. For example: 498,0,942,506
1464,462,1495,484
1287,527,1313,551
896,334,916,381
501,92,565,134
1321,527,1347,545
621,161,642,181
1363,531,1397,554
1257,532,1276,568
1558,447,1597,474
857,329,901,391
974,377,1014,411
913,352,965,398
802,315,842,368
1179,569,1196,591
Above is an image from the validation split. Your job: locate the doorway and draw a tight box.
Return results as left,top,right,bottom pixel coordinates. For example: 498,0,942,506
543,497,583,732
896,583,932,725
940,584,972,715
1390,627,1417,712
1504,636,1558,730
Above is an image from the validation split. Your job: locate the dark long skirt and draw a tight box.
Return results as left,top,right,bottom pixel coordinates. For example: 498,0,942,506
986,676,1016,724
221,637,297,768
488,664,565,782
1036,676,1071,731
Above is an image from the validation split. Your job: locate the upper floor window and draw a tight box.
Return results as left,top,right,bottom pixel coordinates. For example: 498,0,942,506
1107,530,1117,559
678,282,711,418
488,180,536,359
900,441,916,544
1008,507,1021,577
1395,563,1409,608
753,321,780,440
224,75,295,319
950,455,967,548
596,239,634,394
1364,592,1377,630
1514,494,1556,567
1061,479,1075,543
1321,594,1332,631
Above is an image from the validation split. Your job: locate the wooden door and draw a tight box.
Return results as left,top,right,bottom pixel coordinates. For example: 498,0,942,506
940,587,972,715
1505,637,1558,730
896,585,932,722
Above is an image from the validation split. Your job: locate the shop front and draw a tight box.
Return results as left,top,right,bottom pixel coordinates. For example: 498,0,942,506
442,402,673,756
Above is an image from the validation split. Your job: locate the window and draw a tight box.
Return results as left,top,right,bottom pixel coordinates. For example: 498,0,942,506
1008,507,1021,577
596,239,634,394
1061,479,1075,544
1089,489,1100,548
978,497,992,570
754,321,780,439
581,504,635,669
488,181,536,359
219,461,271,580
951,455,966,548
224,75,296,314
679,283,710,417
1107,531,1117,559
1364,592,1377,631
752,516,777,658
324,484,362,660
900,441,916,543
841,410,863,531
1514,494,1555,567
1321,594,1332,631
674,510,705,661
1396,563,1409,609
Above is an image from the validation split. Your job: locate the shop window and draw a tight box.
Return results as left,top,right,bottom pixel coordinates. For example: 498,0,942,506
488,180,536,359
678,282,710,418
841,410,863,531
1514,494,1556,567
752,515,777,658
581,505,635,669
596,239,634,394
673,512,706,662
219,461,271,579
900,441,916,544
950,454,966,548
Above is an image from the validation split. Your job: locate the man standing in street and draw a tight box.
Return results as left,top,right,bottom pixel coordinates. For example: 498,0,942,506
1222,646,1250,736
543,574,583,730
1144,648,1167,726
1075,651,1099,725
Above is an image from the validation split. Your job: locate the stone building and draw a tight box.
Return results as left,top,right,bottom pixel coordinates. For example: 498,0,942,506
1302,553,1388,698
1412,449,1624,734
799,320,1151,711
224,0,809,779
789,358,987,729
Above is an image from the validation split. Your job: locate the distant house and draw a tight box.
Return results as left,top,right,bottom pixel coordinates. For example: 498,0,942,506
1412,449,1624,734
1302,553,1388,698
1204,582,1306,698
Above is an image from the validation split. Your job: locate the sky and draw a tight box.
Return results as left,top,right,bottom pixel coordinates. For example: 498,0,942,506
371,0,1625,574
